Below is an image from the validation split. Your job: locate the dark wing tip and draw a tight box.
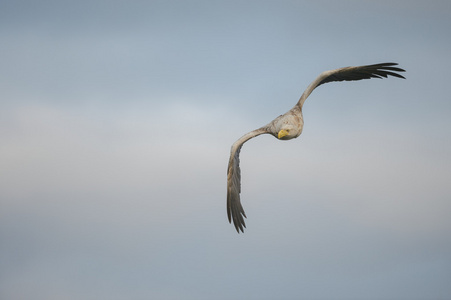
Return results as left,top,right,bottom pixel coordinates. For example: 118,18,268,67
227,186,247,233
234,214,246,233
230,202,247,233
375,62,406,79
319,62,406,86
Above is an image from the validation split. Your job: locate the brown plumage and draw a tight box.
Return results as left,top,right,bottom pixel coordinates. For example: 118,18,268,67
227,63,405,233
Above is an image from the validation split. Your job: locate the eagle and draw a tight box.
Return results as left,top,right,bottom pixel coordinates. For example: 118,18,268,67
227,62,406,233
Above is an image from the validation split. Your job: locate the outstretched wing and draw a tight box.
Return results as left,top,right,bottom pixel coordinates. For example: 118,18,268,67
227,128,268,233
296,62,405,108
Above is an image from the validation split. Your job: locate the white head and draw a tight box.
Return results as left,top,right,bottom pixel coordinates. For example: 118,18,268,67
274,114,303,140
277,124,297,140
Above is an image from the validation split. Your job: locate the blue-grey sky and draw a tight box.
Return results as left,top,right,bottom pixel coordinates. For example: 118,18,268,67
1,1,451,299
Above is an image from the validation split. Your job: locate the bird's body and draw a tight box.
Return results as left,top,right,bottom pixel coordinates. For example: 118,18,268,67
227,63,405,233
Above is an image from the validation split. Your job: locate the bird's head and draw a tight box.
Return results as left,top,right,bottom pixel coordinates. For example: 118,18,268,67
269,112,304,140
277,123,302,140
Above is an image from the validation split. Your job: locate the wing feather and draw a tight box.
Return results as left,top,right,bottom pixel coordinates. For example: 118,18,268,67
227,128,268,233
296,62,405,108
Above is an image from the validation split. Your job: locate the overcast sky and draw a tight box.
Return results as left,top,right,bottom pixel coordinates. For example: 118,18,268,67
1,1,451,299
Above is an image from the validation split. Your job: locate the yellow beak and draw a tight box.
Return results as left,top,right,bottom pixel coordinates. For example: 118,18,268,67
278,129,289,139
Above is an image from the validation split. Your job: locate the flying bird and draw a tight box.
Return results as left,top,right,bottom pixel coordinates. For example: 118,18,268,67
227,62,405,233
